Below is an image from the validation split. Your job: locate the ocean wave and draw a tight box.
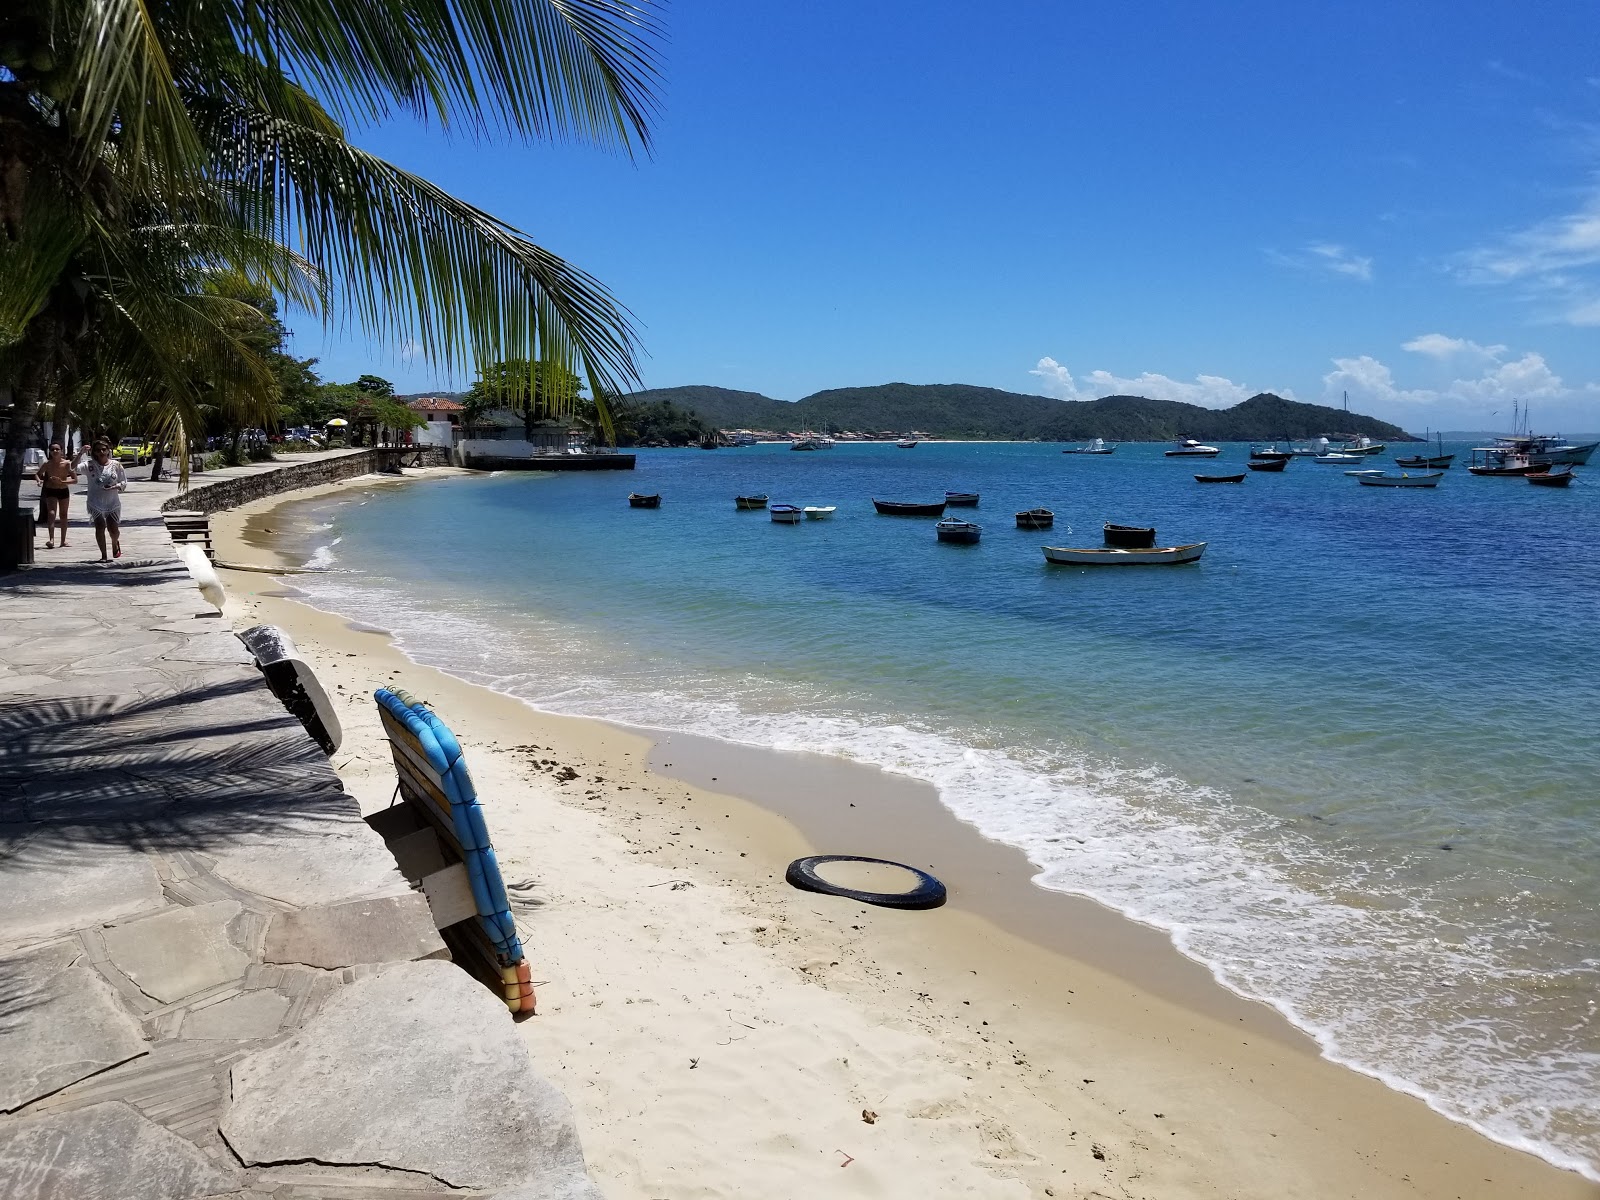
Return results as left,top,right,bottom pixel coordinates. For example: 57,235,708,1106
303,543,338,570
289,572,1600,1181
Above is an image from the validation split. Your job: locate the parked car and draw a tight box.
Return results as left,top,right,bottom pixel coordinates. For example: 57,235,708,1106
112,436,153,465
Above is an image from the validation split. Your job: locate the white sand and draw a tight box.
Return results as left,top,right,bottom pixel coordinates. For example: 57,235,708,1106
212,474,1589,1200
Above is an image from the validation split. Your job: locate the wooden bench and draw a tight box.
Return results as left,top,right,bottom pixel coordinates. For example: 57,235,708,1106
162,510,214,560
369,688,535,1014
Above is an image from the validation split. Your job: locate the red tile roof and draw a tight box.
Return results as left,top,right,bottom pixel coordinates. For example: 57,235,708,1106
408,397,464,411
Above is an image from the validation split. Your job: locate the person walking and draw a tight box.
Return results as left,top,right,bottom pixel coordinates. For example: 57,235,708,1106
84,440,127,560
33,443,78,549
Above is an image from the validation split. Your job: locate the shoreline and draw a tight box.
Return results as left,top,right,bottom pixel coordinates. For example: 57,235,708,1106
211,471,1596,1199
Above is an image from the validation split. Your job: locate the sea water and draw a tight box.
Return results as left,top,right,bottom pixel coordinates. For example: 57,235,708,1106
283,441,1600,1177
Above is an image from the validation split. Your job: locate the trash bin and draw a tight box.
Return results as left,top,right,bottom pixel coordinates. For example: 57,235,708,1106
2,510,35,570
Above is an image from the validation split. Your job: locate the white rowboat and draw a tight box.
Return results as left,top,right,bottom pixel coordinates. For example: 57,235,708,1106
803,505,836,519
1042,543,1206,566
1356,472,1443,488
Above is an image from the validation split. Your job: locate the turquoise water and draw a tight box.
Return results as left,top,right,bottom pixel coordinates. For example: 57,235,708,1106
288,442,1600,1176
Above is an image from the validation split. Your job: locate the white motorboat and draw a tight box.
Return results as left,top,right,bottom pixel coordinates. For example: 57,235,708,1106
1314,452,1365,464
1042,543,1207,566
1356,472,1443,488
1289,438,1330,457
1339,436,1386,456
803,505,836,519
790,436,822,451
1063,437,1116,455
770,504,804,523
1165,439,1220,457
896,439,919,448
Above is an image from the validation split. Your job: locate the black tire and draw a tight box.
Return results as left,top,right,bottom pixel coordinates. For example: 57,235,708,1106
784,855,946,910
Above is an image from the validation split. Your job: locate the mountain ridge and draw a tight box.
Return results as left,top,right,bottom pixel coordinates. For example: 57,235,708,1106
626,383,1415,441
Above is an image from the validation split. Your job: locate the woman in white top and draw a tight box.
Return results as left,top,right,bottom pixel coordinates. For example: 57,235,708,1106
84,440,127,560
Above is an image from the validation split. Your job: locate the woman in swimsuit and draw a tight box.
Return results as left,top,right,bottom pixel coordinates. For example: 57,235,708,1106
34,443,78,549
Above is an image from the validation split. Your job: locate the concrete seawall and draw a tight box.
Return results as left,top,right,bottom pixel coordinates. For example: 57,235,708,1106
164,446,451,515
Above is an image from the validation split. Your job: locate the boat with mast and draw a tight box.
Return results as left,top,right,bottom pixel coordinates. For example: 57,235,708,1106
1396,430,1453,469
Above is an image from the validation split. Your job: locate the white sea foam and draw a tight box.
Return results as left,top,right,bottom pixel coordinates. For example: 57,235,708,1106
303,544,338,570
290,572,1600,1181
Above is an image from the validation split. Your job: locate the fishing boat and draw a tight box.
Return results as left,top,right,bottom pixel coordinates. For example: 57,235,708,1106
1467,447,1538,476
803,505,837,518
1356,472,1443,488
1246,457,1287,472
1338,435,1386,456
1015,508,1054,529
935,518,982,544
1488,434,1598,467
1043,543,1207,566
790,436,822,451
628,492,661,508
1313,452,1366,464
896,439,919,448
1062,437,1116,454
945,491,980,506
1165,438,1220,457
1396,432,1453,469
1103,523,1156,548
1249,444,1293,460
1289,438,1330,457
872,498,946,516
699,435,721,450
734,494,768,510
770,503,804,523
1195,472,1246,483
1526,467,1575,487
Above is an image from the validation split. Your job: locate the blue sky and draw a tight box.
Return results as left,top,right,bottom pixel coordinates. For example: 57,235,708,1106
294,0,1600,431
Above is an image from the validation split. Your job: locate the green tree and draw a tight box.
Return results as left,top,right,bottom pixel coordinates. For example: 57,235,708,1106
1,0,662,564
355,374,394,397
465,359,586,440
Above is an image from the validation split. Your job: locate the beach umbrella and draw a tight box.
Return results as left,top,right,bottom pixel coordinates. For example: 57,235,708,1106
326,418,349,427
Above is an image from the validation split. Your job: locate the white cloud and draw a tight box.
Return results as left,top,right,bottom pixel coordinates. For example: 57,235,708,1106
1323,349,1576,413
1457,183,1600,324
1268,242,1374,282
1401,333,1507,362
1030,358,1289,408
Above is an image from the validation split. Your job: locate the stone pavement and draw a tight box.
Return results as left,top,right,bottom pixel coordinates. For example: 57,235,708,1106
0,457,602,1199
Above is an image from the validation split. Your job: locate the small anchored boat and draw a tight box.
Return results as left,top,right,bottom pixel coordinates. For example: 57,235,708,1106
1246,457,1287,472
1165,438,1221,457
1468,447,1539,476
1103,523,1156,548
1345,469,1385,477
872,498,947,516
945,491,980,506
1195,472,1246,483
896,439,918,448
770,503,804,523
1015,508,1054,529
628,492,661,508
1063,437,1116,454
1043,543,1206,566
1314,452,1366,464
734,494,768,510
1527,467,1576,487
803,505,837,518
1356,472,1443,488
790,436,822,451
1339,436,1386,456
935,518,982,544
1249,444,1293,461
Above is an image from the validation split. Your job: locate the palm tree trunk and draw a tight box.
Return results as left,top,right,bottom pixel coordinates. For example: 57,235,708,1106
1,307,68,568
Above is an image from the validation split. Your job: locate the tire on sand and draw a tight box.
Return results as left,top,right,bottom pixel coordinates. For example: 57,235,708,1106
784,855,946,910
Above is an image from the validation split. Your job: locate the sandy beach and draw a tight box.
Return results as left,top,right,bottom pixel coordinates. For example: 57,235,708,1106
211,470,1596,1200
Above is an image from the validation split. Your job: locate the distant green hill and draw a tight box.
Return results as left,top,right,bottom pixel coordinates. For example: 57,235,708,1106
627,383,1415,442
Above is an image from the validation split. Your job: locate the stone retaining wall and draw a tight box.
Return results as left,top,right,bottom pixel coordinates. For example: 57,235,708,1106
162,447,449,514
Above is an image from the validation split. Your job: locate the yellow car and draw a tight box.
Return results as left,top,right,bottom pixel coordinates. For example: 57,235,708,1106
112,437,154,465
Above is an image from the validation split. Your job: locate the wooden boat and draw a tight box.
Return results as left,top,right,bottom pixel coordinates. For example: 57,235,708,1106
770,503,803,523
896,439,918,448
1043,543,1206,566
1062,438,1116,454
1103,523,1156,548
803,505,837,518
1356,472,1443,488
1194,472,1246,483
935,518,982,544
1015,508,1054,529
628,492,661,508
1395,454,1454,468
1468,447,1538,476
873,498,946,516
1246,457,1287,472
1339,436,1385,456
1165,438,1220,457
1526,468,1575,487
945,491,980,506
734,494,768,510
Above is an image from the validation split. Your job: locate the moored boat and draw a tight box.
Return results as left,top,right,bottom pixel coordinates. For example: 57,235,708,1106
1165,438,1221,457
1345,469,1385,477
945,491,980,506
1527,467,1575,487
935,518,982,544
734,494,768,510
770,503,804,523
896,439,918,448
1339,436,1386,456
1195,472,1246,483
1063,437,1116,454
628,492,661,508
1468,447,1538,476
1043,543,1207,566
872,498,946,516
1314,452,1365,464
1395,454,1455,468
1015,508,1054,529
1356,472,1443,488
1103,523,1156,548
790,436,822,451
1493,434,1598,467
803,505,837,518
1246,457,1287,472
1249,444,1293,460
